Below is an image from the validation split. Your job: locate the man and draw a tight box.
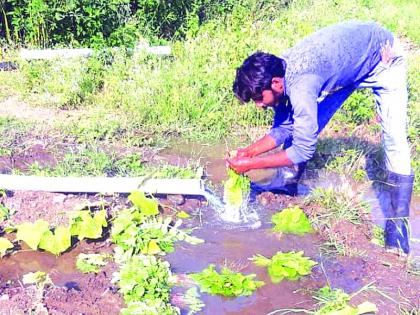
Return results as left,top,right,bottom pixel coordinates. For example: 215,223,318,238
227,21,414,256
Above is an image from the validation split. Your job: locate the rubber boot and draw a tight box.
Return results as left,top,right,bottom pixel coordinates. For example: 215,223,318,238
384,171,414,254
249,162,306,196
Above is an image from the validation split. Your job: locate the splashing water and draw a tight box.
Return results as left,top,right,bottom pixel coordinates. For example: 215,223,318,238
203,188,260,228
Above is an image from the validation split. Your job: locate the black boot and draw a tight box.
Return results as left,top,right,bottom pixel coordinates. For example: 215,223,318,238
384,171,414,254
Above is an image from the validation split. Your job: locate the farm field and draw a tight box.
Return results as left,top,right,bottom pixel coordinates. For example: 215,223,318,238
0,0,419,314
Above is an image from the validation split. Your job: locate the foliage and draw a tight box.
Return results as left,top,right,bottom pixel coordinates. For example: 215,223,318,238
0,237,14,257
334,90,375,125
223,168,250,209
16,219,50,250
370,225,385,247
271,206,314,235
182,287,205,315
313,286,378,315
251,251,317,283
189,264,264,297
22,271,53,289
69,209,108,241
128,191,159,216
15,220,72,256
38,226,72,256
0,203,12,223
112,254,180,314
76,253,110,273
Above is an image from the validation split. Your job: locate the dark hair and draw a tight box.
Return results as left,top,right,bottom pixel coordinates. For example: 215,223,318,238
233,52,285,103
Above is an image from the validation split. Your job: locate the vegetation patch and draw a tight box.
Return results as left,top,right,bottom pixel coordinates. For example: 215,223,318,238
189,264,264,297
271,206,314,235
251,251,317,284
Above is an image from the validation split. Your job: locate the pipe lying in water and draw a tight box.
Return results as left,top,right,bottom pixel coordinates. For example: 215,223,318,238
0,174,205,196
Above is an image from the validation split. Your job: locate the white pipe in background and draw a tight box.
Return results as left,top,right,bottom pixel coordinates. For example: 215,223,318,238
0,175,204,196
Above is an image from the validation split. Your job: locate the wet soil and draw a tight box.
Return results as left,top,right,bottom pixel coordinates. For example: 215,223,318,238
0,137,419,314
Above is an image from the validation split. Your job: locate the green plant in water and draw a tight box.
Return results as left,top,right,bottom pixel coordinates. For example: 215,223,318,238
314,286,378,315
112,254,179,315
251,251,317,283
189,264,264,297
0,237,14,257
272,206,314,235
22,271,53,289
223,168,250,208
76,253,110,274
69,209,108,241
111,192,203,256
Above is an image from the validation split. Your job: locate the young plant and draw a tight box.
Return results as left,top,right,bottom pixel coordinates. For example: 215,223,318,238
112,254,180,315
271,206,314,235
189,264,264,297
76,253,110,273
22,271,53,289
69,209,108,241
251,251,317,283
0,203,12,223
314,286,377,315
0,237,14,257
223,168,250,209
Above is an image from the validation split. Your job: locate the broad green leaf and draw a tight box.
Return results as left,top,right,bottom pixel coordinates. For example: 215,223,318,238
69,210,105,240
38,226,71,256
128,191,159,216
0,237,13,257
176,211,190,219
251,251,317,283
190,264,264,297
272,206,313,235
76,253,109,273
94,210,108,227
223,169,250,208
16,220,50,250
143,240,161,255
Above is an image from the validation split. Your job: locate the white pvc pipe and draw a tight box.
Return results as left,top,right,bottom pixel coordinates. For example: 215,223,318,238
0,175,204,195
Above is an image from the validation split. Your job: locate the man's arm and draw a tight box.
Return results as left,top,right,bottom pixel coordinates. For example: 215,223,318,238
227,149,293,173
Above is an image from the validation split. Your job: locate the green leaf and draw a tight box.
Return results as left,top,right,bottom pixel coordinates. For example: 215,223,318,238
69,210,106,241
271,206,313,235
38,226,71,256
76,253,109,273
190,264,264,297
16,220,50,250
22,271,52,289
128,191,159,216
251,251,317,283
223,168,250,208
176,211,190,219
0,237,13,257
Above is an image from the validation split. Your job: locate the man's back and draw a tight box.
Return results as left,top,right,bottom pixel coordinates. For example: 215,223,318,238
281,21,393,95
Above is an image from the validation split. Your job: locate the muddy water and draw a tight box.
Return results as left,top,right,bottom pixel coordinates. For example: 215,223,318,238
0,241,98,288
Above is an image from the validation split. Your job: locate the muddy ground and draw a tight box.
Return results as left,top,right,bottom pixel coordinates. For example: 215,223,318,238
0,102,419,314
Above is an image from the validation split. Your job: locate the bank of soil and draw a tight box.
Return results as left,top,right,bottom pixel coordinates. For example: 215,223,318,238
0,127,419,313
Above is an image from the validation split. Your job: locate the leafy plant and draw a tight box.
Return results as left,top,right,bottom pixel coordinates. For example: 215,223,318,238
182,287,205,315
223,168,250,209
16,219,50,250
0,204,11,223
251,251,317,283
189,264,264,297
22,271,53,289
128,191,159,217
76,253,110,273
314,286,378,315
38,226,72,256
112,254,180,314
271,206,314,235
69,209,108,241
0,237,14,257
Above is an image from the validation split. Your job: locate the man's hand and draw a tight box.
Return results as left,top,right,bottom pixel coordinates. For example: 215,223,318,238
226,156,253,173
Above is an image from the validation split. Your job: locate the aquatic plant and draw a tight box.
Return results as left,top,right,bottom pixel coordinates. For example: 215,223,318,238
76,253,110,274
251,251,317,283
112,254,180,315
111,192,203,256
271,206,314,235
69,209,108,241
189,264,264,297
0,237,13,257
223,168,250,209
